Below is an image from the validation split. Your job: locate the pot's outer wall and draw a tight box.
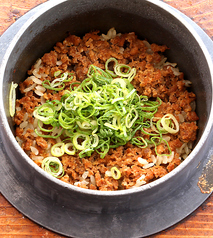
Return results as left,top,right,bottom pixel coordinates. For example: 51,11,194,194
1,0,213,237
2,0,212,213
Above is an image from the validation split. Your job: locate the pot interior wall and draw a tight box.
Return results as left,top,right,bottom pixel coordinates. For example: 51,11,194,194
3,0,212,162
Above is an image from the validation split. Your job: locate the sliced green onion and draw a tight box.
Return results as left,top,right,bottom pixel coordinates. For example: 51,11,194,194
33,102,55,124
125,108,138,128
41,157,64,178
51,142,64,157
128,68,136,82
111,78,127,88
131,137,148,148
42,72,73,91
111,167,121,180
73,133,90,150
42,80,65,91
9,82,18,117
63,142,76,155
54,70,61,77
151,136,172,157
160,114,179,134
76,120,97,130
33,58,175,159
38,119,55,132
91,134,99,148
114,64,131,77
105,57,118,77
35,127,63,139
58,112,76,129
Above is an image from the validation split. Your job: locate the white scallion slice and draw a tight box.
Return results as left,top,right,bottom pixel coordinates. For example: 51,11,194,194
9,82,18,117
51,142,65,157
41,156,64,178
161,114,179,134
63,142,76,155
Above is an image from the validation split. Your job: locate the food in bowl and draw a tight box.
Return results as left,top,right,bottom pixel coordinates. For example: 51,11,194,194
12,28,199,191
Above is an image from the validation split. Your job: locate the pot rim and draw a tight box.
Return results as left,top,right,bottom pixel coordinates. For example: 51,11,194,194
0,0,213,197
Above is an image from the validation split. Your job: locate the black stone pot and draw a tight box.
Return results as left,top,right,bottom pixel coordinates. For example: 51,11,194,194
0,0,213,237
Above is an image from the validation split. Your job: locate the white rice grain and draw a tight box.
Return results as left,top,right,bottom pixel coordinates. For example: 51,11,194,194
143,163,155,169
36,85,46,93
31,76,42,84
154,151,174,166
101,27,116,40
181,111,187,120
23,126,30,135
142,40,151,49
119,47,124,54
105,171,112,177
56,60,63,66
47,142,52,150
138,157,148,165
183,80,192,87
74,180,89,186
164,62,177,67
82,171,89,180
34,58,42,69
23,83,36,93
31,156,44,161
90,175,96,186
30,146,39,155
33,118,39,128
178,113,185,123
190,101,196,111
35,90,44,96
20,121,28,129
32,58,48,78
182,154,188,160
23,112,28,121
154,57,167,69
188,141,193,150
151,154,157,164
162,135,171,142
52,127,63,137
56,137,62,143
40,96,46,105
133,174,146,187
16,136,23,146
33,69,41,78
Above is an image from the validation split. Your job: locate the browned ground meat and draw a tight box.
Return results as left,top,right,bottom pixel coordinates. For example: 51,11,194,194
14,29,199,191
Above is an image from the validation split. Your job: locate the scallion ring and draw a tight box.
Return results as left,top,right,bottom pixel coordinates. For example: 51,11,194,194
54,70,61,77
73,133,90,150
111,167,121,180
105,57,118,77
41,157,64,178
63,142,76,155
114,64,131,77
51,142,65,157
161,114,179,134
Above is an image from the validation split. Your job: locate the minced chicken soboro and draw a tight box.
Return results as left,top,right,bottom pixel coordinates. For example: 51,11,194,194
14,28,199,191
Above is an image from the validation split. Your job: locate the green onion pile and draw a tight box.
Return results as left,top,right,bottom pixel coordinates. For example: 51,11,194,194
33,57,179,160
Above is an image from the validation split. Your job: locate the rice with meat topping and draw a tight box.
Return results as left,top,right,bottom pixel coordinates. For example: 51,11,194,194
13,28,199,191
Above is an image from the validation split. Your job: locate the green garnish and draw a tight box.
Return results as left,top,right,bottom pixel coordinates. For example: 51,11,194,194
9,82,18,117
42,72,73,91
34,58,178,159
111,167,121,180
41,157,64,178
